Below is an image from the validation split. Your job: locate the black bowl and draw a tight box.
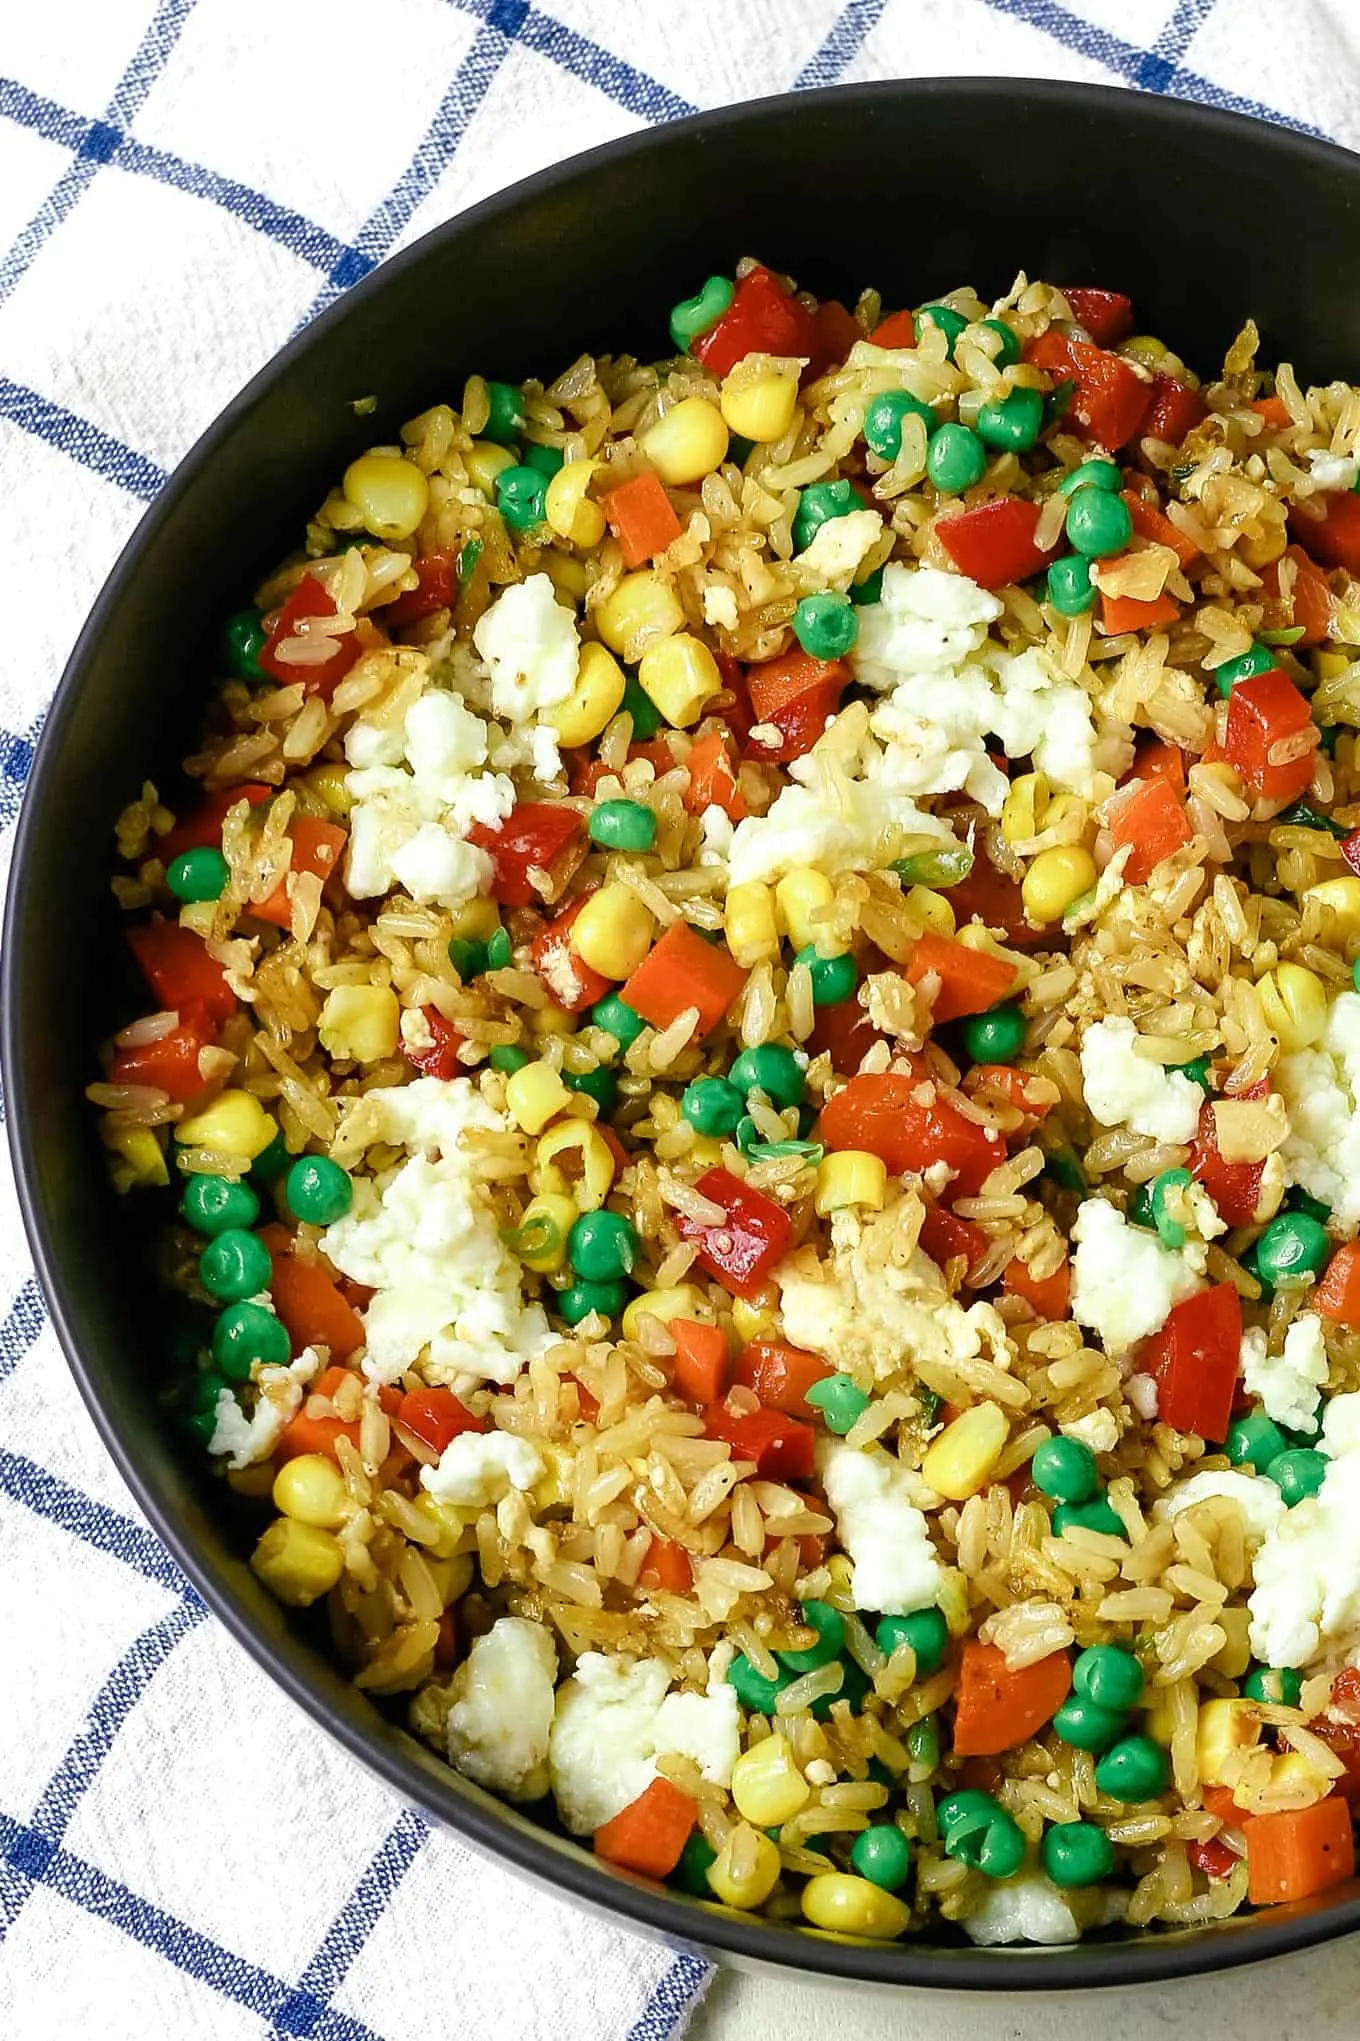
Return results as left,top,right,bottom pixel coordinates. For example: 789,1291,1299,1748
7,77,1360,1989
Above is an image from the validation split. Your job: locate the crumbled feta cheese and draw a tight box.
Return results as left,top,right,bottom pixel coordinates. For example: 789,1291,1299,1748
702,583,740,630
819,1437,942,1616
1062,1408,1120,1455
1070,1198,1202,1354
1079,1017,1203,1145
792,509,884,591
344,686,510,911
1276,992,1360,1225
726,725,955,886
1125,1372,1159,1421
1249,1391,1360,1666
854,563,1002,688
205,1348,319,1470
962,1871,1080,1947
652,1684,741,1790
1161,1469,1287,1546
421,1430,545,1508
547,1655,668,1835
446,1617,557,1801
697,803,734,867
322,1077,553,1385
1305,449,1360,494
472,574,579,721
1240,1314,1329,1432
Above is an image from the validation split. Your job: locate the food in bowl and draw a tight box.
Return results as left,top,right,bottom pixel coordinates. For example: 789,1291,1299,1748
88,258,1360,1944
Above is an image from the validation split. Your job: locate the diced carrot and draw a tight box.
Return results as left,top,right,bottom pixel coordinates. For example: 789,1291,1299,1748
111,1003,218,1102
733,1339,833,1418
1260,544,1337,650
946,852,1046,950
1109,775,1194,885
1124,737,1186,794
622,920,747,1036
1316,1241,1360,1325
1202,1784,1244,1824
1002,1256,1071,1321
593,1777,697,1879
252,818,348,929
1099,586,1180,636
1245,1796,1356,1905
268,1248,365,1362
670,1319,729,1404
952,1642,1072,1757
961,1063,1054,1119
1123,490,1199,568
1251,395,1293,429
158,783,271,861
638,1534,694,1594
745,649,848,726
868,309,916,348
904,930,1017,1023
126,920,236,1024
683,729,747,820
602,472,682,568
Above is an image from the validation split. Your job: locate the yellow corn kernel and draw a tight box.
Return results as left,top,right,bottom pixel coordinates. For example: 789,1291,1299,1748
544,458,606,546
250,1518,345,1607
774,867,835,951
622,1284,706,1342
534,1120,616,1211
1196,1698,1262,1785
317,984,400,1064
1123,335,1169,364
1305,876,1360,939
1315,649,1352,684
448,895,502,942
1269,1750,1331,1805
177,1088,278,1161
532,1440,577,1511
822,1553,855,1612
1211,1606,1252,1681
505,1059,572,1135
304,760,353,819
425,1552,475,1603
705,1824,782,1909
719,362,799,444
1240,523,1288,570
342,452,429,541
1256,962,1328,1051
1143,1685,1178,1747
920,1401,1009,1501
730,1734,811,1827
596,571,684,659
1042,793,1088,838
404,1492,467,1559
816,1150,888,1215
640,397,730,486
1022,845,1098,925
687,1134,725,1169
731,1294,779,1345
724,880,780,968
540,550,591,603
530,1003,578,1040
549,641,627,747
272,1454,349,1529
101,1123,169,1193
570,882,655,980
801,1872,911,1941
637,631,722,728
904,885,956,938
465,439,517,498
512,1192,578,1273
1001,770,1050,844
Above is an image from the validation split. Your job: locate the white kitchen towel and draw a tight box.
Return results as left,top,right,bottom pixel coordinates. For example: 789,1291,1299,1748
0,2,1357,2035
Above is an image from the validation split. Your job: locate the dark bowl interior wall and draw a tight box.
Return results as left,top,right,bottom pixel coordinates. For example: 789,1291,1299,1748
8,79,1360,1987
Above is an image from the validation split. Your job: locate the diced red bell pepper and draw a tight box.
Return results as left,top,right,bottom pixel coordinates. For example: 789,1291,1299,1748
1109,775,1194,885
126,920,236,1025
745,649,847,763
820,1069,1006,1197
946,854,1046,950
268,1252,366,1364
961,1063,1054,1120
1316,1241,1360,1326
690,264,818,380
1026,329,1152,450
468,802,585,908
1343,830,1360,879
532,893,612,1012
1142,1283,1241,1443
703,1396,816,1481
1141,375,1207,447
807,298,861,378
383,550,455,629
1259,544,1337,650
677,1167,792,1298
396,1385,484,1454
683,729,747,820
602,472,683,568
111,1003,218,1102
1123,490,1199,568
1099,587,1180,636
936,496,1055,588
807,996,885,1075
1289,490,1360,577
733,1339,833,1419
1189,1096,1265,1227
670,1319,729,1405
402,1004,465,1081
1002,1256,1071,1321
259,575,364,698
1308,1715,1360,1801
158,783,271,861
1188,1836,1242,1881
1245,1797,1355,1905
594,1776,697,1879
904,931,1017,1023
570,737,680,800
919,1204,988,1276
868,308,916,348
253,817,348,930
1124,738,1187,794
1060,288,1134,346
1331,1668,1360,1724
622,920,747,1037
747,681,842,763
638,1535,694,1594
1223,668,1318,804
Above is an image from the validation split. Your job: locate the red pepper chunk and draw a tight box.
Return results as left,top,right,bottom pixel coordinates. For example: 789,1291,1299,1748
1123,491,1200,568
733,1339,833,1418
1141,375,1207,447
1189,1097,1265,1227
532,893,612,1013
946,853,1046,950
961,1063,1054,1120
1223,668,1318,804
403,1005,465,1081
468,802,584,908
383,550,455,629
638,1534,694,1594
868,308,917,348
703,1397,816,1481
1002,1255,1071,1322
819,1071,1006,1198
1316,1241,1360,1326
602,472,682,568
1099,588,1180,637
690,265,818,380
678,1167,791,1298
158,783,271,861
904,931,1017,1023
126,920,236,1024
1025,330,1152,450
1142,1283,1242,1443
1187,1837,1241,1881
1289,490,1360,576
806,995,886,1075
252,818,348,929
1060,287,1134,346
919,1204,988,1277
745,648,847,763
622,921,747,1037
396,1385,484,1454
806,298,861,378
1109,776,1194,884
258,575,364,698
937,496,1055,589
267,1254,366,1364
670,1319,729,1405
111,1003,218,1102
1260,545,1336,649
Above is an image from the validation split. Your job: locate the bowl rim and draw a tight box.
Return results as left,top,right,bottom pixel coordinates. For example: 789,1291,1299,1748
8,72,1360,1990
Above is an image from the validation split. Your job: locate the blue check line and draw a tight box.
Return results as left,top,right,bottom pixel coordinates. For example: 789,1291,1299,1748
1152,0,1219,64
795,0,890,89
0,1275,45,1387
0,376,166,501
624,1951,712,2041
0,712,39,835
0,1447,193,1596
514,5,695,121
268,1807,430,2038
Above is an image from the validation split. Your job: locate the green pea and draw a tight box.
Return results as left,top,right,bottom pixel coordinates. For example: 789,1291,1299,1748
938,1789,997,1842
681,1076,744,1136
567,1209,640,1284
482,380,526,445
1255,1211,1331,1286
778,1600,845,1672
285,1155,352,1226
184,1370,231,1446
1268,1446,1328,1507
166,846,230,903
1066,488,1133,559
906,1715,940,1772
249,1132,290,1183
485,926,513,970
1058,459,1122,497
1053,1497,1126,1539
1095,1735,1168,1803
669,276,733,353
489,1044,532,1075
621,670,664,738
849,566,884,606
805,1371,870,1435
199,1228,273,1305
1031,1434,1099,1505
212,1300,290,1380
875,1606,948,1678
1243,1664,1303,1706
850,1824,912,1891
793,591,858,661
729,1044,805,1109
975,1812,1027,1880
592,993,646,1049
1042,1820,1114,1889
795,945,858,1007
975,386,1046,453
1073,1644,1144,1713
563,1064,618,1114
448,936,489,983
1225,1410,1289,1472
1127,1181,1157,1230
1053,1697,1126,1753
589,799,657,853
981,318,1021,367
1149,1167,1194,1250
523,442,565,478
223,609,267,681
496,465,548,533
1173,1054,1214,1092
728,1653,789,1713
557,1278,626,1327
670,1830,718,1894
862,389,935,462
1046,553,1096,616
1214,642,1275,698
959,1000,1027,1065
916,304,968,359
926,422,988,495
1287,1189,1333,1227
940,1793,1024,1878
1043,1146,1086,1194
792,479,858,553
180,1172,260,1239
